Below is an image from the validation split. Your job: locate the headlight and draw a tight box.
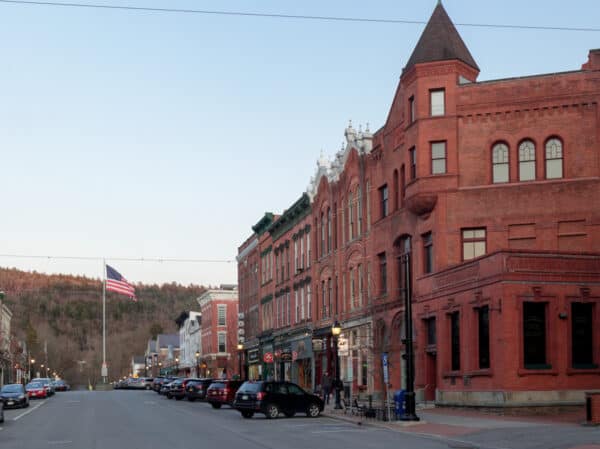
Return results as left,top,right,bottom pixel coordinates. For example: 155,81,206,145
19,395,25,399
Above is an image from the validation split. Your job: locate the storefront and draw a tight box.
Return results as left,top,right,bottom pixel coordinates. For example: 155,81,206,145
261,343,274,381
247,347,261,380
291,336,313,391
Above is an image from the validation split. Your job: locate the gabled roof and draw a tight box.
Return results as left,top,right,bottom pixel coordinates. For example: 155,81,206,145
403,2,479,73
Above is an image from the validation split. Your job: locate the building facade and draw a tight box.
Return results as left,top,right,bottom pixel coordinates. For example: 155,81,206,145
176,311,202,376
237,3,600,407
197,287,239,378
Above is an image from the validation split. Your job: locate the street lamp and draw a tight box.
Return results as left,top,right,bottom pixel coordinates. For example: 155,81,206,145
236,343,243,380
195,351,200,377
331,320,342,410
399,250,419,421
30,358,35,380
175,357,179,375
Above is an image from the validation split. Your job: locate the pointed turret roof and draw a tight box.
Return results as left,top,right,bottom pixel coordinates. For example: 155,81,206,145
404,2,479,73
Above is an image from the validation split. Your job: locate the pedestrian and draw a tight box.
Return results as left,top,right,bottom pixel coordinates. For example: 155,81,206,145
321,371,331,405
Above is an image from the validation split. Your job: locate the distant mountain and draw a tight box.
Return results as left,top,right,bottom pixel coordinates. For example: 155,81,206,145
0,267,206,385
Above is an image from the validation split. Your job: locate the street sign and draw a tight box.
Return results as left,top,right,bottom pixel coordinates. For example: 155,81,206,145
101,363,108,378
263,352,273,363
382,352,389,384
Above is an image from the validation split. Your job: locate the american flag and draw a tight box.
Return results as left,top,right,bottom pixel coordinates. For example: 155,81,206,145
105,264,136,299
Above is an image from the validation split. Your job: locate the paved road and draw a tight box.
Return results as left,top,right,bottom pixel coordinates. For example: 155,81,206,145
0,390,450,449
2,391,598,449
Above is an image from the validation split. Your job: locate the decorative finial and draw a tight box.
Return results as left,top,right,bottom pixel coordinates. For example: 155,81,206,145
348,119,353,129
366,122,370,132
358,124,362,133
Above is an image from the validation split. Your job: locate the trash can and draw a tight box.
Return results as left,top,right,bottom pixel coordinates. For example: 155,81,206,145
394,390,406,416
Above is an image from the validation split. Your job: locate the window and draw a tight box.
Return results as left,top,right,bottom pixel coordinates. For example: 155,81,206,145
295,290,299,323
409,147,416,180
348,191,354,240
545,138,563,179
379,185,389,218
350,267,355,308
478,306,490,369
430,89,445,116
327,208,332,253
523,302,548,368
287,292,291,325
422,232,433,274
294,240,298,274
306,284,312,319
218,332,226,353
409,95,415,123
462,228,486,261
425,317,436,345
431,142,447,174
357,186,362,235
378,252,387,295
357,264,363,307
450,312,460,371
300,237,304,269
287,384,304,395
321,281,326,318
217,305,226,326
572,302,595,368
519,140,536,181
492,143,509,183
366,181,371,231
306,231,311,267
328,278,333,317
320,212,325,257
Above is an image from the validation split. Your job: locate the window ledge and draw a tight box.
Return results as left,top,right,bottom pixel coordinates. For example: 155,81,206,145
567,365,600,376
442,371,463,379
464,369,493,378
518,366,558,376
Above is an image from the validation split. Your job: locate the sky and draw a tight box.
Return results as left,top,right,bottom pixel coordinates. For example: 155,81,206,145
0,0,598,286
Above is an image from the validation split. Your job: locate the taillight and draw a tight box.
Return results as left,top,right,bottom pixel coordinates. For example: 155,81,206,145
223,388,229,395
256,392,266,400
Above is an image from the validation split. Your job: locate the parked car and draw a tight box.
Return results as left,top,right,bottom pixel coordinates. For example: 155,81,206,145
168,378,199,401
32,378,55,396
0,400,3,423
233,381,323,419
0,384,29,409
206,380,243,408
159,378,177,395
185,378,214,401
151,377,165,392
26,382,48,399
53,380,70,391
139,378,154,390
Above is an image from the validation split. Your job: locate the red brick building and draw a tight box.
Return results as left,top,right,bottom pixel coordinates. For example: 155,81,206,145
197,287,239,378
238,3,600,407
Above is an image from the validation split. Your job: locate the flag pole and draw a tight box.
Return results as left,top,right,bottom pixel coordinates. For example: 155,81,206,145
102,259,107,384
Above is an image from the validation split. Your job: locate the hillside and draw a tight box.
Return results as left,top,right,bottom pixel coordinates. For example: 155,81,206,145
0,267,206,385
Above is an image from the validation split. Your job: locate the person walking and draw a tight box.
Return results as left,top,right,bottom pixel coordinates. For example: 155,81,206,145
321,371,331,405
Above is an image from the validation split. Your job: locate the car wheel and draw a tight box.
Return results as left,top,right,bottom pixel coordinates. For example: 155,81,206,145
210,402,222,409
284,411,295,418
307,403,321,418
241,411,254,419
146,386,151,390
187,397,196,402
266,403,280,419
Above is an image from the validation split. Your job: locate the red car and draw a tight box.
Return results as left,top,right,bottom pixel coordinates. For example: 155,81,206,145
206,380,243,409
26,382,47,399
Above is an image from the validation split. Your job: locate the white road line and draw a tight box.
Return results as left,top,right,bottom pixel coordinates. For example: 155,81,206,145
47,440,72,445
13,400,47,421
311,429,369,434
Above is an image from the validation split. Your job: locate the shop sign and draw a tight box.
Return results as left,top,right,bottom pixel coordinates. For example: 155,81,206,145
280,349,293,362
263,352,274,363
248,349,260,364
337,336,349,357
292,337,313,359
312,338,324,352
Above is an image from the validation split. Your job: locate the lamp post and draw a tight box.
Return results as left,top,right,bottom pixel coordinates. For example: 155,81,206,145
175,357,179,375
399,250,419,421
236,343,243,380
30,358,35,381
331,320,342,410
195,351,200,377
158,361,162,375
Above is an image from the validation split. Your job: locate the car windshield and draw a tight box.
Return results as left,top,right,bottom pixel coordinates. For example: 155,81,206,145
1,385,23,393
26,383,43,389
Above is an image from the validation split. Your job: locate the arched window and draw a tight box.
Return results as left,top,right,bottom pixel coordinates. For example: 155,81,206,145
327,207,332,253
518,140,536,181
492,143,509,183
393,169,399,211
348,191,354,241
400,165,406,206
545,138,563,179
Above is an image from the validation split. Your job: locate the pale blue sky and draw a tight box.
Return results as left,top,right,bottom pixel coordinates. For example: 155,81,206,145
0,0,598,286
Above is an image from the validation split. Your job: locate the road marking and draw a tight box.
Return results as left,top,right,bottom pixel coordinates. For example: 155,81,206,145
311,428,369,434
13,400,47,421
47,440,72,445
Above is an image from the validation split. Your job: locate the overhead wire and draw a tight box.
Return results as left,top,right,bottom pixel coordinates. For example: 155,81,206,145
0,0,598,33
0,254,234,263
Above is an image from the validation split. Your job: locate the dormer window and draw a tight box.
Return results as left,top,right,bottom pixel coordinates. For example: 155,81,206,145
430,89,445,116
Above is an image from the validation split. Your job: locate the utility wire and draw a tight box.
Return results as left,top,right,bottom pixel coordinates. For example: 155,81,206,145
0,0,599,33
0,253,234,263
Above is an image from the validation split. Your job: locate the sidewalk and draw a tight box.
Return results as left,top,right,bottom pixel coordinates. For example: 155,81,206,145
322,402,589,438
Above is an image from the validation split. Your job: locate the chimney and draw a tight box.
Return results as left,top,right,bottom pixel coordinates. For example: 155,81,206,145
582,49,600,71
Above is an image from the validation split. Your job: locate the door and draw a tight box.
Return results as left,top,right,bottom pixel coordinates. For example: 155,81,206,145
424,353,437,402
286,382,307,413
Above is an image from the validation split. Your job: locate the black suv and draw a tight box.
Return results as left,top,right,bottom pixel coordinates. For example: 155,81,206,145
233,381,323,419
185,378,214,401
